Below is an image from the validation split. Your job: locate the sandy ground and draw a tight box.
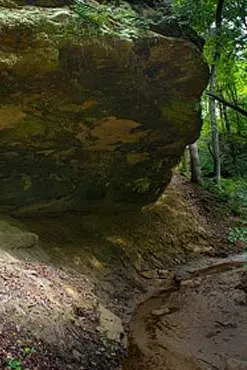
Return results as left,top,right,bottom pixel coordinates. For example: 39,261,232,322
125,255,247,370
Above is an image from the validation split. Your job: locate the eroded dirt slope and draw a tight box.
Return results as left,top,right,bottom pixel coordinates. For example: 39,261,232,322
0,249,124,369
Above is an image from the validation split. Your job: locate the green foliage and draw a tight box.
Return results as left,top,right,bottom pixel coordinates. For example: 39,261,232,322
22,346,36,357
220,135,247,178
203,177,247,217
221,178,247,210
74,1,151,40
6,358,22,370
5,345,36,370
228,227,247,245
74,2,110,28
172,0,216,35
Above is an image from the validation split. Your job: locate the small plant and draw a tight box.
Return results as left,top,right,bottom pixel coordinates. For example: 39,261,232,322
22,346,36,357
5,345,36,370
228,227,247,245
6,358,22,370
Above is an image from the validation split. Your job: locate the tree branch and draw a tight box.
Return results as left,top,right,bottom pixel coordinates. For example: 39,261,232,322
207,93,247,117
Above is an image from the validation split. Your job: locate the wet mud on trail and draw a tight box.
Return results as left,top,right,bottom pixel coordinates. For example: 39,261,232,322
125,254,247,370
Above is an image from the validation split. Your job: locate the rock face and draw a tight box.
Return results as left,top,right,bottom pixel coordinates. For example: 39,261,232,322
0,2,208,214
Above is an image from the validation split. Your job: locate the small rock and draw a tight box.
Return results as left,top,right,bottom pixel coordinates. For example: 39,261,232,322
72,349,82,361
181,277,202,287
140,270,159,279
97,304,126,346
157,269,170,278
151,307,170,316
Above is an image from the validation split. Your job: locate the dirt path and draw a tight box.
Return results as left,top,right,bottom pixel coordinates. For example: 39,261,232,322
125,255,247,370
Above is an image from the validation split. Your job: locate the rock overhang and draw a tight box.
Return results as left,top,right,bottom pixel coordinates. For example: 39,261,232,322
0,2,209,214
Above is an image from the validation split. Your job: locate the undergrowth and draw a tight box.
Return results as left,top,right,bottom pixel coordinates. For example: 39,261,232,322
204,178,247,216
203,178,247,247
5,346,36,370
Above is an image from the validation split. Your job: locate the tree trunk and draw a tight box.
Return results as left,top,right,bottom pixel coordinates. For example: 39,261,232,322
189,142,202,184
219,101,226,133
222,102,231,134
229,87,242,135
218,92,231,134
209,65,221,185
208,0,224,186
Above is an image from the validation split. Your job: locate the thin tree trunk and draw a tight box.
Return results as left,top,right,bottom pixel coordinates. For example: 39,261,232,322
208,0,224,186
209,65,221,185
189,142,202,184
228,85,242,134
222,102,231,134
219,101,226,133
218,91,231,134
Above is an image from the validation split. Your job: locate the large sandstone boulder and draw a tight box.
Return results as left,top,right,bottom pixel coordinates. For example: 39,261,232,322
0,2,208,214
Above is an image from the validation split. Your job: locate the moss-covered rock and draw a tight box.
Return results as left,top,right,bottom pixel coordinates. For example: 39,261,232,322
0,1,208,214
